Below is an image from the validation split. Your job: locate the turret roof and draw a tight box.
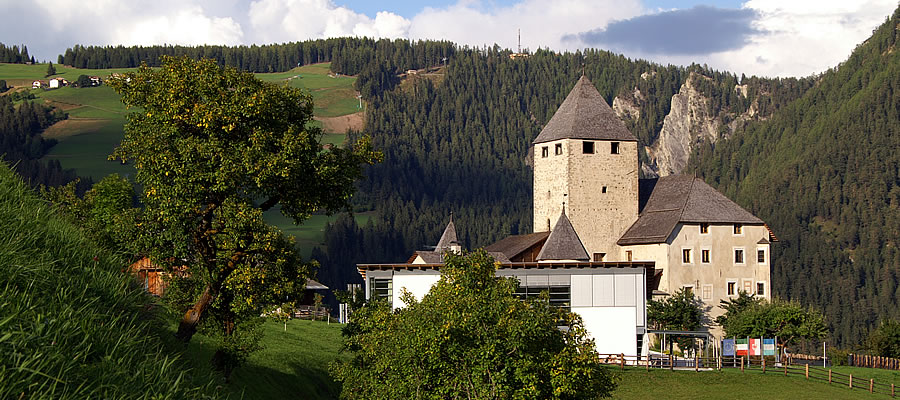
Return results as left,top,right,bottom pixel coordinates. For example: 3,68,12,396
435,214,458,251
533,75,638,144
536,207,590,261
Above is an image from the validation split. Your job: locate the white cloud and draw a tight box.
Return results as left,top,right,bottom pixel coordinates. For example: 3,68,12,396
246,0,410,43
606,0,897,77
408,0,644,52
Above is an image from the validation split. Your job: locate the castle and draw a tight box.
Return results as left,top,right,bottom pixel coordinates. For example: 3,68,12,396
357,75,775,354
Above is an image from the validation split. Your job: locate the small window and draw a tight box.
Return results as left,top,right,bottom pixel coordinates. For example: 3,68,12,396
757,248,766,264
610,142,620,154
682,285,694,296
733,224,743,235
734,249,745,264
601,186,607,193
541,146,548,158
700,223,709,234
727,281,736,296
625,250,633,262
682,248,692,264
582,141,594,154
702,284,713,300
701,249,710,263
756,282,766,296
593,253,606,262
555,143,563,155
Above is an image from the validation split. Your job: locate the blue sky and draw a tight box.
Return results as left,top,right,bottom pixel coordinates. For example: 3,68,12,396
0,0,895,77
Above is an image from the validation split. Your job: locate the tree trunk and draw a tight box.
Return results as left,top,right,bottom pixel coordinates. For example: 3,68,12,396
212,313,237,381
175,285,214,342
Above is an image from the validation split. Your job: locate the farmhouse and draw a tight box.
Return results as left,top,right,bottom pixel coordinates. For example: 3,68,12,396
357,74,774,354
32,80,42,89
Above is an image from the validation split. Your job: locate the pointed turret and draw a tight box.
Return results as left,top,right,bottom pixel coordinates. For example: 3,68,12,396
435,213,460,253
533,75,637,144
537,205,590,261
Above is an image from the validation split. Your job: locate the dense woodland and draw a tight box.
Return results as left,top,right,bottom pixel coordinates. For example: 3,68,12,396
0,96,82,189
58,38,456,76
0,42,33,64
688,8,900,346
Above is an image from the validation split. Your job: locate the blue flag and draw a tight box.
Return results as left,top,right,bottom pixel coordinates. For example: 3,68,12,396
723,339,735,356
763,339,776,356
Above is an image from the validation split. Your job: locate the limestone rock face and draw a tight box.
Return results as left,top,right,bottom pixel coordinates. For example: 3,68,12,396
612,88,642,121
645,73,759,177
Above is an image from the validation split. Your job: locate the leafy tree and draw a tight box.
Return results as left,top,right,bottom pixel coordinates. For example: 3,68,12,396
45,61,56,77
714,290,761,326
867,319,900,358
331,249,617,399
0,80,7,93
647,288,706,353
719,300,827,347
109,56,381,377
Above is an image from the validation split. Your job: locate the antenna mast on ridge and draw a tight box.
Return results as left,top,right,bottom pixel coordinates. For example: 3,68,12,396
518,28,521,53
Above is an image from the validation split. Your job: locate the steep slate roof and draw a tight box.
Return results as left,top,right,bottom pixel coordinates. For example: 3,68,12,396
435,215,458,250
537,209,590,261
484,231,550,259
533,75,638,144
618,175,764,245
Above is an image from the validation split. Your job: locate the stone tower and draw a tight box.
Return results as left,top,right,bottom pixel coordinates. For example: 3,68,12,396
532,76,639,261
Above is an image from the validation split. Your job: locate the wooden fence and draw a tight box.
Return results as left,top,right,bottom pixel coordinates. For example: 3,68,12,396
597,353,897,397
850,354,900,370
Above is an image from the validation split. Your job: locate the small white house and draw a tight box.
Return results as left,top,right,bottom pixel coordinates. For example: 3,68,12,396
49,78,66,89
32,80,42,89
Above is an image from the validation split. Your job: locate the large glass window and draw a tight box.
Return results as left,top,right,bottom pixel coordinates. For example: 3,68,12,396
369,277,392,306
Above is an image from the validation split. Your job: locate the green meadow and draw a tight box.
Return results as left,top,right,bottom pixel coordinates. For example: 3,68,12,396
263,208,374,258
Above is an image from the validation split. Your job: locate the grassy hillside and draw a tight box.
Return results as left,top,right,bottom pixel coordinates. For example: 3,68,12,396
0,161,219,399
181,319,348,400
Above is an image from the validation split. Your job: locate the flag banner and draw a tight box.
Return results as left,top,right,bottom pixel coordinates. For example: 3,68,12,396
736,338,748,356
723,339,735,356
750,338,762,356
763,339,776,356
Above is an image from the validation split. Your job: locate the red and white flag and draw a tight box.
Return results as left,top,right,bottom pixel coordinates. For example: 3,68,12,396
750,339,762,356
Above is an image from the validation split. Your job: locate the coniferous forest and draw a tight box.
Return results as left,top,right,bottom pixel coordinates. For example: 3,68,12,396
6,7,897,347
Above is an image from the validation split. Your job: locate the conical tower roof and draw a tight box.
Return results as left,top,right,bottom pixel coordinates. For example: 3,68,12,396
533,75,637,144
435,214,458,251
536,207,590,261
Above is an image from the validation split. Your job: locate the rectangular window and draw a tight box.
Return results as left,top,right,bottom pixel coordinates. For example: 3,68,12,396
369,277,393,306
756,282,766,296
601,186,607,193
700,223,709,234
727,281,736,296
582,141,594,154
733,224,743,235
610,142,620,154
701,249,710,263
702,284,713,300
555,143,563,155
625,250,633,262
757,248,766,264
682,285,694,296
541,146,548,158
593,253,606,262
743,279,753,294
514,275,571,310
734,248,745,264
682,248,692,264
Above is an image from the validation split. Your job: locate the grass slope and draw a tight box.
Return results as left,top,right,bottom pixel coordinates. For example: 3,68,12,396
263,208,374,258
0,162,218,399
182,319,348,400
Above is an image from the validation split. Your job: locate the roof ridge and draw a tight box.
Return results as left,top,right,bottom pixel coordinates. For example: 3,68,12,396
676,176,694,221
